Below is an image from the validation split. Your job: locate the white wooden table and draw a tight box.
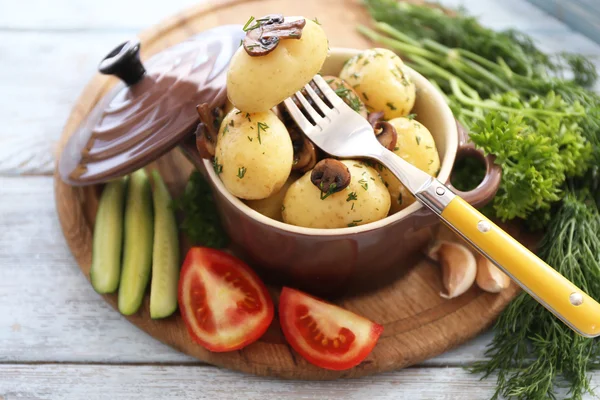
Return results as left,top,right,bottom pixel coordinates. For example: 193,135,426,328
1,1,599,398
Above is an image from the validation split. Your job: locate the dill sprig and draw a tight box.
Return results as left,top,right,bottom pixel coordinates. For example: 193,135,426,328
360,1,600,398
471,193,600,400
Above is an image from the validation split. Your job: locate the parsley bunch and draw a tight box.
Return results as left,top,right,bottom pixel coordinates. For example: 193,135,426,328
359,1,600,398
358,1,598,226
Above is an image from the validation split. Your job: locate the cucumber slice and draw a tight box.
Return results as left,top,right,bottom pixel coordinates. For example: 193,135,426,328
118,169,154,315
149,170,180,319
90,177,127,294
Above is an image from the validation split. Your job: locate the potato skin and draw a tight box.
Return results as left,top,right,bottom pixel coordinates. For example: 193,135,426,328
227,19,328,113
323,76,368,119
245,173,299,221
282,160,391,229
215,108,293,200
339,48,416,119
380,118,440,213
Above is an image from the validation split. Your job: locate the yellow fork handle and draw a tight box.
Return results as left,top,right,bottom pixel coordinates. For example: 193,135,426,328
441,196,600,337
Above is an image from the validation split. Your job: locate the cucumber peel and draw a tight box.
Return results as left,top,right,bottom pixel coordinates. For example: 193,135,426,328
90,177,127,294
118,169,154,316
149,170,180,319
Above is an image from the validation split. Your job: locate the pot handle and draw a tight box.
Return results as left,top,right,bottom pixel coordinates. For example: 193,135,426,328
446,121,501,208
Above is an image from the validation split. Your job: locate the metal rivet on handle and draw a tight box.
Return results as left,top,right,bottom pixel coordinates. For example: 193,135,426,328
435,187,445,196
570,292,584,306
477,220,491,233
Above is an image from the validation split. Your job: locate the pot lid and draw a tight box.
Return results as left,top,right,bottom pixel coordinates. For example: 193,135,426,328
58,24,244,186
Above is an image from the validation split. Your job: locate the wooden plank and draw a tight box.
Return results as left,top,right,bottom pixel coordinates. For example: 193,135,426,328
0,32,129,175
0,364,597,399
0,175,493,365
2,0,600,176
527,0,600,44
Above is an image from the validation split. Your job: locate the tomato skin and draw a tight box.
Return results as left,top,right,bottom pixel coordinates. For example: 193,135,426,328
279,287,383,371
178,247,274,352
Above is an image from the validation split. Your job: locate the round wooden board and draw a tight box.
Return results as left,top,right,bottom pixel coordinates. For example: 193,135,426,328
54,0,521,380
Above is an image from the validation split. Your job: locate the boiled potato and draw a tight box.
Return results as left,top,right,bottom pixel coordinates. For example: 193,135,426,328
227,19,328,113
215,108,293,200
380,118,440,213
339,48,416,119
245,173,299,221
282,160,391,228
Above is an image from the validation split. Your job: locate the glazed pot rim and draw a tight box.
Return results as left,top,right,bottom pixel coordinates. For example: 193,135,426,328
202,47,458,236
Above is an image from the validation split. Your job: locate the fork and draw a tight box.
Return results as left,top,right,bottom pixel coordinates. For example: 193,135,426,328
283,74,600,337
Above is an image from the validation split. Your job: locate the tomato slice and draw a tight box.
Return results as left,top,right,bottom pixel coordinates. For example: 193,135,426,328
279,287,383,370
178,247,274,352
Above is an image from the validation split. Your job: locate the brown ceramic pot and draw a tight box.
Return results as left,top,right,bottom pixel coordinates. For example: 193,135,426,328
181,48,501,294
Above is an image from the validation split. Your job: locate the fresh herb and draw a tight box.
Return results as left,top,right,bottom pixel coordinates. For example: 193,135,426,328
351,203,355,210
223,124,229,136
172,171,228,248
472,192,600,400
212,157,223,175
246,113,251,122
347,219,363,227
352,72,361,79
393,146,400,151
257,121,268,144
247,136,253,142
348,95,363,112
358,178,369,191
363,92,369,101
406,113,417,120
360,1,600,397
237,166,246,179
312,17,321,25
359,3,596,225
353,163,363,168
415,135,421,145
243,16,257,32
346,192,358,202
386,101,397,110
319,182,337,200
334,86,351,98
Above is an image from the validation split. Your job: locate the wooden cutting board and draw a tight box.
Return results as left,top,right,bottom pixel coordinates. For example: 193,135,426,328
54,0,521,380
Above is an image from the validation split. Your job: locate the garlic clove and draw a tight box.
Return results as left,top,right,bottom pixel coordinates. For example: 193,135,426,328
475,254,511,293
428,240,477,299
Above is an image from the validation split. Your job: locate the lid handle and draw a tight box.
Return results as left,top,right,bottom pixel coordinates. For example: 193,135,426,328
98,39,146,86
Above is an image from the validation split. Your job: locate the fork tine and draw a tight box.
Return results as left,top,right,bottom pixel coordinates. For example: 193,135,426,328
313,75,344,106
294,90,323,123
283,98,314,132
303,83,331,115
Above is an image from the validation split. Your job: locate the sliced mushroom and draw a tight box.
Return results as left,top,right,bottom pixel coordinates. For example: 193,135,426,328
293,133,318,172
366,111,397,151
244,15,306,57
310,159,351,195
367,111,384,127
195,103,223,159
374,121,398,151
